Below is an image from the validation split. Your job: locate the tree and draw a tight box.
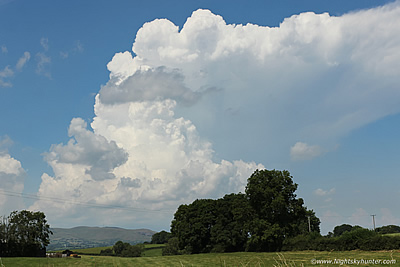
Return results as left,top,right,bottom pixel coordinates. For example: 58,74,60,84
298,210,321,234
162,237,180,255
210,193,252,252
171,195,253,254
245,169,316,252
120,244,143,257
113,241,143,257
376,225,400,234
151,230,173,244
0,210,52,257
333,224,354,237
170,169,320,254
171,199,216,254
100,248,114,256
113,241,129,255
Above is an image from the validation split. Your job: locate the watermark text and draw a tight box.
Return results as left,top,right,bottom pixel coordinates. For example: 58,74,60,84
311,258,396,265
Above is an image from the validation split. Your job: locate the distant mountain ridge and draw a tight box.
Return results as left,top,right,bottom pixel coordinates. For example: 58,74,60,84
48,226,156,251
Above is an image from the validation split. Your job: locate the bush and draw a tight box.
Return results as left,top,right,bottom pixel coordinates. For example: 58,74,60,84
99,248,114,256
336,228,377,250
112,241,144,257
359,235,400,250
151,231,173,244
120,244,143,257
282,232,324,251
282,227,400,251
376,225,400,234
162,237,180,256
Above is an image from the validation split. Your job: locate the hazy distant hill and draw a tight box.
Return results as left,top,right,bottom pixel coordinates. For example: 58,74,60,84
48,226,156,251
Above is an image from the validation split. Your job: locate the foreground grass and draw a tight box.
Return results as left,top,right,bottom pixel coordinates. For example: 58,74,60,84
1,250,399,266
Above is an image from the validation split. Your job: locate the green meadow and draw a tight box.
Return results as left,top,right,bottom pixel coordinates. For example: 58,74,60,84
1,250,399,267
49,243,166,257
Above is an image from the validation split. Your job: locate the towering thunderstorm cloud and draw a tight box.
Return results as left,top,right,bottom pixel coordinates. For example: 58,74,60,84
30,4,400,228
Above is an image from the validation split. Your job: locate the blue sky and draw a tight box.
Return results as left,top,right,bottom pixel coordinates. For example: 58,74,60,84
1,0,399,234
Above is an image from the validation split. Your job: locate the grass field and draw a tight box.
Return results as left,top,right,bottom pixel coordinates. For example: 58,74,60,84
1,250,399,266
386,233,400,237
60,243,166,257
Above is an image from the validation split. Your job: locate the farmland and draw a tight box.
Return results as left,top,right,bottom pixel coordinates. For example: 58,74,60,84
1,250,399,266
63,243,166,257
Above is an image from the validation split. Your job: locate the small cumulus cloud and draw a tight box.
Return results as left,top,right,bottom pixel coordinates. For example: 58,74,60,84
290,142,322,161
60,51,69,59
60,40,84,60
1,51,31,86
36,52,51,78
0,65,14,87
314,187,335,196
16,51,31,71
74,40,84,53
1,45,7,54
0,135,13,151
40,37,49,51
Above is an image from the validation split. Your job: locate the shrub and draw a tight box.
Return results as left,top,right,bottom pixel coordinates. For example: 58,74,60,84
99,248,114,256
162,237,180,256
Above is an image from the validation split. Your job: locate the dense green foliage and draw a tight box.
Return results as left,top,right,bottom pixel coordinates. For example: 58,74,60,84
283,226,400,251
111,240,144,257
376,225,400,234
332,223,355,237
245,169,319,252
0,210,52,257
151,230,173,244
171,169,320,254
162,237,180,255
99,248,114,256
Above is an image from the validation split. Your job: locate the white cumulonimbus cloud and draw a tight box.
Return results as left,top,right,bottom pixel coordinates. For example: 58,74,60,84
32,3,400,228
0,151,26,215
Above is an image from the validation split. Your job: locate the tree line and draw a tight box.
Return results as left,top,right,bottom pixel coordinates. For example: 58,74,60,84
156,169,400,255
0,210,52,257
162,169,320,254
283,224,400,251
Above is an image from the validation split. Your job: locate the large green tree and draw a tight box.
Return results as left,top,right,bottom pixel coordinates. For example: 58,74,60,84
333,224,354,237
245,169,319,251
171,194,253,254
151,230,173,244
209,193,252,252
170,169,320,254
171,199,216,254
0,210,52,257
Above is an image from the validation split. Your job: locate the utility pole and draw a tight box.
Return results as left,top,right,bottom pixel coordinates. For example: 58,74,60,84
308,216,311,232
371,215,376,231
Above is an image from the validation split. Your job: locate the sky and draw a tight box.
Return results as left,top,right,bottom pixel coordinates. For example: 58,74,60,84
1,0,399,235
